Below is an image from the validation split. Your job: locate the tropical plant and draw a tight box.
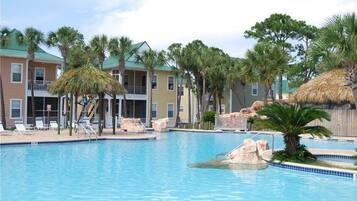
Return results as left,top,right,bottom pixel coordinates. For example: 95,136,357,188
108,36,133,134
136,50,166,127
202,111,216,124
315,12,357,107
167,43,187,126
16,27,45,126
90,35,108,135
0,27,11,128
46,26,83,135
254,103,332,156
244,13,302,100
243,42,289,102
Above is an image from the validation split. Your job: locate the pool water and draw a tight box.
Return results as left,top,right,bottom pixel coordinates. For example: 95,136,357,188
1,132,356,201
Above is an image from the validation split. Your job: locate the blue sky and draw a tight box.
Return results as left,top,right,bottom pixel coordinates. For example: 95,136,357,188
1,0,356,57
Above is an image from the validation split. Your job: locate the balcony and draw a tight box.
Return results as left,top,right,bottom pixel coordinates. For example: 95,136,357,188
125,85,146,94
28,80,53,91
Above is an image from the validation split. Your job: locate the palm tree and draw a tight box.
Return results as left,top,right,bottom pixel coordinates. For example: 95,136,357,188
167,43,187,126
16,28,45,126
108,36,133,134
255,103,332,156
136,50,166,127
0,27,11,128
46,26,83,135
90,35,108,135
243,42,289,102
316,12,357,106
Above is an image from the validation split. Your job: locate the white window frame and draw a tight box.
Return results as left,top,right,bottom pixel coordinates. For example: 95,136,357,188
34,67,45,84
10,63,23,83
167,76,174,91
10,99,22,119
152,74,158,90
152,103,157,119
112,70,120,82
167,103,174,118
251,82,259,96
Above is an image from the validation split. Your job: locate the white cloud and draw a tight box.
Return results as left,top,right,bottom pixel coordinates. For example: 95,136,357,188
89,0,357,57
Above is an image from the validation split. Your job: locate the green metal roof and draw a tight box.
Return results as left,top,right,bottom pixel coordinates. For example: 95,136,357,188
103,55,176,71
103,41,175,71
0,29,62,63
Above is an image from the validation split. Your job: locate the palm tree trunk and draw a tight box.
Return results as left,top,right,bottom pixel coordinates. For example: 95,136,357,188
175,79,183,127
188,83,192,124
0,74,6,129
269,86,275,102
284,135,300,155
213,93,217,112
231,84,244,109
112,93,116,134
278,75,283,100
264,85,269,104
29,59,36,126
147,72,153,127
218,96,222,114
201,76,206,118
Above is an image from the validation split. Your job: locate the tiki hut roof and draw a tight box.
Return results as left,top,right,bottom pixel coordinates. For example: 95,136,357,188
291,69,354,104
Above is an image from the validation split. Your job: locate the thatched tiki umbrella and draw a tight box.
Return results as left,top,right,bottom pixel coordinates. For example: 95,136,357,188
291,69,354,108
49,64,123,136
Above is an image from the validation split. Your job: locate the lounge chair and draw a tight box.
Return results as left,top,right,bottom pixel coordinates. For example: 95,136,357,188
35,120,49,130
15,122,34,135
0,122,13,135
50,121,59,129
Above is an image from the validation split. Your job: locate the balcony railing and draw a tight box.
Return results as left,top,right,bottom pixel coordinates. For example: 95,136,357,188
124,85,146,94
28,80,53,91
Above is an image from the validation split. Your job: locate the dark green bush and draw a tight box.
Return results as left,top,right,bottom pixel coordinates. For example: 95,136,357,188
202,111,216,124
272,145,316,163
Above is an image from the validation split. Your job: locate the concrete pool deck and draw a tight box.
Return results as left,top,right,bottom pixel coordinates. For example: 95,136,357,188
0,128,156,145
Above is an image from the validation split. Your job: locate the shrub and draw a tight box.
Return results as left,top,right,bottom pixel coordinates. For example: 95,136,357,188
202,111,216,124
272,145,316,163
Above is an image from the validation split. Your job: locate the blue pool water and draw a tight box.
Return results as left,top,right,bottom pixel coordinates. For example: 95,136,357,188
1,132,356,201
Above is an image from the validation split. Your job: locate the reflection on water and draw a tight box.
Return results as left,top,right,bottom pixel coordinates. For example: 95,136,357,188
189,159,268,170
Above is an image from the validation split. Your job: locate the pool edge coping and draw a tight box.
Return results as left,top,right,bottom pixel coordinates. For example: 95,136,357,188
270,159,357,179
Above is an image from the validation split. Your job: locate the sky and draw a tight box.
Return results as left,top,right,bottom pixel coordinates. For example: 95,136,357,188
1,0,356,58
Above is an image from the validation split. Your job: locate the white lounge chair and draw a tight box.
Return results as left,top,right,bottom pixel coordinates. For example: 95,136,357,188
50,121,58,129
15,123,34,135
0,122,13,135
36,120,49,130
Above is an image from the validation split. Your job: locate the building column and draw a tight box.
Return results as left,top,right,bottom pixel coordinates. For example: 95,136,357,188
133,71,136,94
145,71,149,126
118,98,122,118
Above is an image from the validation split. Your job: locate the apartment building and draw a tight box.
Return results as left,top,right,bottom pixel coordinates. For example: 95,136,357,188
0,29,62,128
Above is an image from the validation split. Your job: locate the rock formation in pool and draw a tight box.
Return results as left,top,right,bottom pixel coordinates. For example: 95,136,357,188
190,139,272,170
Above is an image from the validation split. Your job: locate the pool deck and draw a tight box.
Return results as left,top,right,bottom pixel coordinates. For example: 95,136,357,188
0,128,156,145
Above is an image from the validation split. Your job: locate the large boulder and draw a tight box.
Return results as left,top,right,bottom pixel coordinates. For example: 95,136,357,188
120,118,146,133
152,118,169,132
225,139,270,165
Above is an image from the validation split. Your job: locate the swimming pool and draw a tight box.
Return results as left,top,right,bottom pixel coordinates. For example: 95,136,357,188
1,132,356,201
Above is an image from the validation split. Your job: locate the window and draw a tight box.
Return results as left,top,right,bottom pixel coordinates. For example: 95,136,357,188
152,75,158,89
35,68,45,84
124,74,129,87
167,103,174,118
178,86,184,96
251,82,259,96
168,76,174,91
179,105,184,112
112,70,120,81
152,103,157,118
10,99,21,118
11,63,23,83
